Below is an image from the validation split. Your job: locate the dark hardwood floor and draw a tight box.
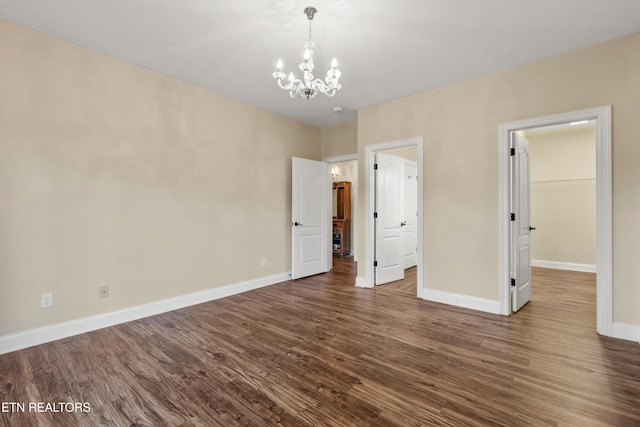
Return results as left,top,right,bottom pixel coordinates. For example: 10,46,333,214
1,259,639,426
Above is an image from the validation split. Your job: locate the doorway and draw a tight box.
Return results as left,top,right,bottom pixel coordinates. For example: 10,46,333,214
498,106,612,336
374,148,419,286
362,137,424,297
328,158,357,259
525,122,597,273
322,154,359,259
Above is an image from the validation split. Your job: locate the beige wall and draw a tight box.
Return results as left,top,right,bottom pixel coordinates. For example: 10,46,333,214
357,34,640,326
321,120,357,159
526,126,596,266
0,20,320,337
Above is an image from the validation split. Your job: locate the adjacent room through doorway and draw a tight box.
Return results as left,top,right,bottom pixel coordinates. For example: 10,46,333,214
516,121,597,322
499,105,611,335
330,159,357,259
525,121,596,274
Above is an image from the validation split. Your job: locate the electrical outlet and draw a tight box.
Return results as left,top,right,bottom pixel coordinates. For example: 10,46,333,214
261,257,267,267
40,292,53,308
99,286,109,298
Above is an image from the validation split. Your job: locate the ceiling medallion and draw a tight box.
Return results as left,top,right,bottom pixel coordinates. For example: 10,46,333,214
272,6,341,100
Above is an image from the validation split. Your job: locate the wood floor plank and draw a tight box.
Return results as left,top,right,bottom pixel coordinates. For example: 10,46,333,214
1,259,640,426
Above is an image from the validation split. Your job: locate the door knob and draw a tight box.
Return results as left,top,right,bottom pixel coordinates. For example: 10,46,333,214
400,221,407,227
529,226,536,231
294,222,303,227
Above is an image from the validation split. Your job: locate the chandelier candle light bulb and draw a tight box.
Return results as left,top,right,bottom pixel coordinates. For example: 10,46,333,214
272,6,342,99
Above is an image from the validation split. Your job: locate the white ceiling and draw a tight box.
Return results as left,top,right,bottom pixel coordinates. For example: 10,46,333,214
1,0,639,128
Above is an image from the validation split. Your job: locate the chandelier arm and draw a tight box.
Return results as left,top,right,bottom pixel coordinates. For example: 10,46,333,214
309,78,339,93
310,78,329,90
276,79,286,90
277,77,300,90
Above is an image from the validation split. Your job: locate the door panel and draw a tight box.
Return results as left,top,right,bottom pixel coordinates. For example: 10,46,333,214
403,163,418,269
292,157,329,279
511,133,532,311
299,235,323,264
375,153,405,285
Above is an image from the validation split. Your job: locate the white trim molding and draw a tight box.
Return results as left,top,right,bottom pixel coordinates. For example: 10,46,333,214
612,323,640,343
322,153,358,163
421,289,501,315
355,276,369,288
498,106,613,337
0,272,290,355
532,260,597,273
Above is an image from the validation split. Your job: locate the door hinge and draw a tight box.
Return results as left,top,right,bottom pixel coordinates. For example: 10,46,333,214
510,213,516,221
374,212,378,219
374,261,378,267
510,148,515,156
374,163,378,170
511,278,516,287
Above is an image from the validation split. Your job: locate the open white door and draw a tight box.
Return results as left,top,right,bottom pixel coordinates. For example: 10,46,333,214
375,153,405,285
292,157,330,279
511,132,532,311
403,162,418,269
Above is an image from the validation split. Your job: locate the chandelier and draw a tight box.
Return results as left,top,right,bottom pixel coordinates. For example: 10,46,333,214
272,6,341,99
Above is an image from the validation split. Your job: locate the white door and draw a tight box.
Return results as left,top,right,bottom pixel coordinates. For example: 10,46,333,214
511,132,532,311
403,162,418,269
292,157,330,279
375,153,405,285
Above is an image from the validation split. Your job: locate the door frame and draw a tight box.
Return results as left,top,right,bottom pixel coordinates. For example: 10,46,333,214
498,106,612,336
362,137,424,297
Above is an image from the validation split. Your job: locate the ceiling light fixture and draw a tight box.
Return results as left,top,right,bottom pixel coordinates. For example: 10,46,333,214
331,164,341,180
272,6,341,100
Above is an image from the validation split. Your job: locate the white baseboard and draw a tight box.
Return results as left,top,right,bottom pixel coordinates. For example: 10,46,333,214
532,259,596,273
612,322,640,343
421,289,501,315
0,272,290,355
